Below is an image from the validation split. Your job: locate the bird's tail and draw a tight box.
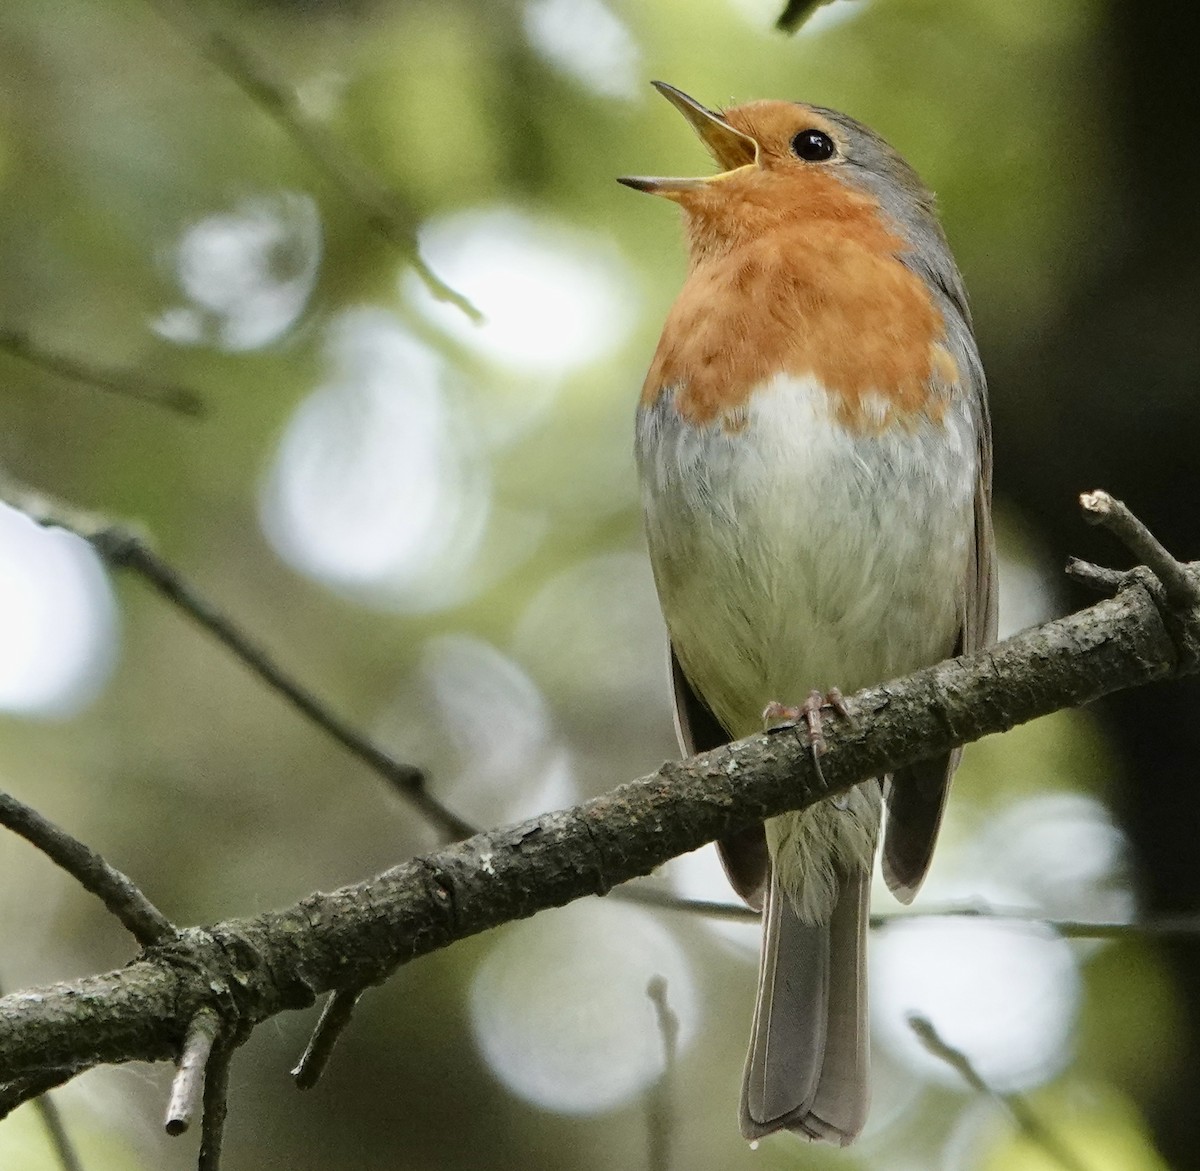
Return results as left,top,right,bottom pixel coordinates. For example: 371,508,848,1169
740,864,871,1145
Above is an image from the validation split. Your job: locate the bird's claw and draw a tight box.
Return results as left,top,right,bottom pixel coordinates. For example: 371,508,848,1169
762,690,853,787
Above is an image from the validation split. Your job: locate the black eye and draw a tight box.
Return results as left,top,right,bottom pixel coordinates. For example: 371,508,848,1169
791,129,835,162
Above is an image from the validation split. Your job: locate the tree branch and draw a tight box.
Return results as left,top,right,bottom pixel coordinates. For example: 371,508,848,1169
142,0,479,320
0,559,1195,1087
0,790,174,947
0,485,470,841
0,325,204,417
908,1015,1092,1171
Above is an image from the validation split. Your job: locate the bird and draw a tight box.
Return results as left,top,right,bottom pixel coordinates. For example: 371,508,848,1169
619,82,996,1145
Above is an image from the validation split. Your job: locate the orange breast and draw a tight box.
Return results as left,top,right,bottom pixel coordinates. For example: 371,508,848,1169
641,171,954,431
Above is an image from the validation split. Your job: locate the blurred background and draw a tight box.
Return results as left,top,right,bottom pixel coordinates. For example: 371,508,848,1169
0,0,1196,1168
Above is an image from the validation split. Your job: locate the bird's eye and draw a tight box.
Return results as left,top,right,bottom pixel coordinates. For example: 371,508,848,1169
791,129,836,162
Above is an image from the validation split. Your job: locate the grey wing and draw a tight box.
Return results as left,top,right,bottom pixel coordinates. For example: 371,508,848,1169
881,379,998,903
671,647,770,911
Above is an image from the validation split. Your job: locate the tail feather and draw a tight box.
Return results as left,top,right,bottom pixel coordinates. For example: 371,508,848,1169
740,866,871,1145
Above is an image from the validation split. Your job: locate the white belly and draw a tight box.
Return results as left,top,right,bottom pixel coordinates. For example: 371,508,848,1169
636,374,978,741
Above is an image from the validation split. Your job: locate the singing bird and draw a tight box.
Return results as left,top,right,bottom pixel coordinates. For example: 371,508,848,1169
620,84,996,1144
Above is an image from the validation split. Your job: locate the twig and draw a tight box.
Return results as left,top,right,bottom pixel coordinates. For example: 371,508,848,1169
33,1084,86,1171
166,1010,221,1136
102,531,473,838
143,0,479,321
645,976,678,1171
907,1015,1092,1171
0,326,204,417
1,487,472,842
1064,557,1127,594
198,1038,235,1171
618,887,758,920
0,790,173,947
776,0,836,33
291,987,365,1089
1080,490,1200,609
623,886,1200,940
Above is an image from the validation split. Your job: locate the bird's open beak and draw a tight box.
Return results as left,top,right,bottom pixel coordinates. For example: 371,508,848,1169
618,81,759,199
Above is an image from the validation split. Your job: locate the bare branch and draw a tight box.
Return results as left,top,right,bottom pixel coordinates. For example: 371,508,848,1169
34,1084,86,1171
291,987,365,1090
776,0,837,33
198,1038,235,1171
1,545,1196,1087
908,1015,1092,1171
626,886,1200,940
0,790,174,947
645,976,679,1171
1064,557,1127,594
0,325,204,417
1081,489,1200,609
1,488,471,842
142,0,479,320
166,1010,221,1136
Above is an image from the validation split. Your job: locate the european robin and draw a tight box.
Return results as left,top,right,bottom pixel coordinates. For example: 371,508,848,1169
620,83,997,1144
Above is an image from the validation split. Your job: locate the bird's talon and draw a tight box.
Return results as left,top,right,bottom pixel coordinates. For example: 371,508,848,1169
762,701,802,733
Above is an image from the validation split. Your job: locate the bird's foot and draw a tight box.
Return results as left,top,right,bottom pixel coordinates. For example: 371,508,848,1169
762,689,850,755
763,690,852,790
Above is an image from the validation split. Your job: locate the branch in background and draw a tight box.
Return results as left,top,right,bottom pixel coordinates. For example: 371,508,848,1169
0,790,174,947
625,886,1200,940
1,496,1197,1087
31,1088,84,1171
0,484,470,842
0,326,203,417
775,0,838,34
646,976,679,1171
143,0,480,321
908,1015,1092,1171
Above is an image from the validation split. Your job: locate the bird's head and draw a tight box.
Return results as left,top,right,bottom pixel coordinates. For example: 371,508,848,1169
619,82,938,261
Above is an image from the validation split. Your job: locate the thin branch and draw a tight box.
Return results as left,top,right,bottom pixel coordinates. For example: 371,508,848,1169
1,487,472,842
1080,489,1200,609
33,1087,86,1171
198,1039,235,1171
166,1010,221,1136
776,0,836,33
645,976,678,1171
0,326,204,417
291,987,365,1090
143,0,479,321
0,790,174,947
907,1015,1092,1171
1064,557,1127,594
625,886,1200,940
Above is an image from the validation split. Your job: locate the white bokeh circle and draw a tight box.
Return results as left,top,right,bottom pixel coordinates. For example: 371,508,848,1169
872,913,1080,1093
0,504,118,717
470,898,698,1114
404,207,637,375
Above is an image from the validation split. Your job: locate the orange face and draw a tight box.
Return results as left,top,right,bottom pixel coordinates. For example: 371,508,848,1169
623,85,956,432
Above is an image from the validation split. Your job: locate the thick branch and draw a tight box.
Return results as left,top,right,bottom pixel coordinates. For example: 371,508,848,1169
0,569,1190,1083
